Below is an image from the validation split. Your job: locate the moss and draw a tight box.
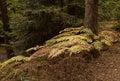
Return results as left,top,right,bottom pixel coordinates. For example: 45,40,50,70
99,31,118,43
79,34,93,43
92,41,103,51
48,39,93,58
46,36,94,58
53,33,72,39
44,27,119,58
48,48,68,58
46,27,99,46
101,39,112,46
69,44,93,54
53,27,84,39
46,35,93,46
59,26,84,34
80,28,94,35
116,43,120,47
0,55,31,69
26,45,41,52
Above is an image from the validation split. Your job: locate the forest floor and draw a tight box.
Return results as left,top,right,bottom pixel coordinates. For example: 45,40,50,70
87,45,120,81
86,22,120,81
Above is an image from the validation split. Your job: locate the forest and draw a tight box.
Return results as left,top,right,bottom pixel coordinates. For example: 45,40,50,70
0,0,120,81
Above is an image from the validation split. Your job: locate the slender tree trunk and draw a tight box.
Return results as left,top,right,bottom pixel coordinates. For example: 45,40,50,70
0,0,10,31
84,0,98,35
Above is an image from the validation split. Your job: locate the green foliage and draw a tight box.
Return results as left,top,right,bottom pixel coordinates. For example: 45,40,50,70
0,21,3,34
65,3,85,18
10,0,84,54
7,0,25,14
0,55,31,69
92,41,103,50
114,23,120,31
99,0,120,20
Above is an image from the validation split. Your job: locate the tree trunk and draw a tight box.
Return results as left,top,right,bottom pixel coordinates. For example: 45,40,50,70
84,0,98,35
0,0,12,58
0,0,10,31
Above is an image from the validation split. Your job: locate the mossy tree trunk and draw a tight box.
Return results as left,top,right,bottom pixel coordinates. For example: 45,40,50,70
84,0,98,35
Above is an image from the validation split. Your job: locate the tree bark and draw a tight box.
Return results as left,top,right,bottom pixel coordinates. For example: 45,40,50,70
0,0,10,31
0,0,12,58
84,0,98,35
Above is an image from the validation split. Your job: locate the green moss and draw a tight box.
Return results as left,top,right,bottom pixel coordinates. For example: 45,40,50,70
79,34,93,43
47,37,93,58
99,31,118,43
69,44,93,54
80,28,94,35
59,26,84,34
116,43,120,47
0,56,31,69
92,41,103,50
53,33,72,39
46,35,93,46
46,27,99,47
44,27,119,58
101,39,112,46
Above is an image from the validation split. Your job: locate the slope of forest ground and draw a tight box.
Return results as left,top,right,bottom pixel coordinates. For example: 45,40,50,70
87,45,120,81
0,22,120,81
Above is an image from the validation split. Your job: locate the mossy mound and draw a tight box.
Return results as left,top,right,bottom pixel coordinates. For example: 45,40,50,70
0,26,119,81
40,27,118,58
